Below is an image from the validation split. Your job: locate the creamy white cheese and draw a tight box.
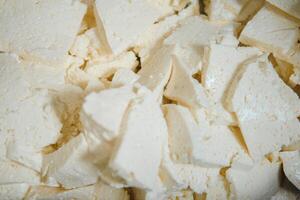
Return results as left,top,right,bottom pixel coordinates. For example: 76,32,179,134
280,150,300,190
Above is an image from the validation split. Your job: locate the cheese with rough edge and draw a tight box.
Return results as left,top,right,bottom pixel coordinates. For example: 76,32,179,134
138,45,174,100
81,86,135,141
0,184,30,200
0,160,40,185
227,55,300,160
0,0,87,65
85,51,138,78
109,88,167,190
239,5,299,57
43,134,99,189
25,182,130,200
163,104,202,164
267,0,300,20
111,69,140,87
165,57,210,109
94,0,169,55
280,151,300,190
226,159,281,200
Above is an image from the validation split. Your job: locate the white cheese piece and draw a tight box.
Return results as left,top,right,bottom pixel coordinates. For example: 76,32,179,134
81,85,135,141
226,159,281,200
0,160,40,185
109,88,167,190
111,69,140,87
271,188,299,200
43,134,99,189
202,44,262,124
223,0,249,15
94,0,168,54
163,104,202,164
84,28,107,59
280,151,300,190
25,182,130,200
0,0,87,65
138,45,174,100
165,57,210,109
205,0,237,22
85,51,138,78
69,33,90,59
0,184,30,200
205,174,228,200
267,0,300,20
227,55,300,160
239,5,299,58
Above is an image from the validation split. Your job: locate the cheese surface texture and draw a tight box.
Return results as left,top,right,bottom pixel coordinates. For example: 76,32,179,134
0,0,300,199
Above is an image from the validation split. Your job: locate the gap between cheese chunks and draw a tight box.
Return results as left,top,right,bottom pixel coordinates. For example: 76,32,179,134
226,54,300,161
0,0,87,65
108,87,167,190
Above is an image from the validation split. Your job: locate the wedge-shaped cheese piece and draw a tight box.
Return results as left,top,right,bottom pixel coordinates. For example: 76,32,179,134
138,45,174,100
267,0,300,20
203,44,262,124
25,182,129,200
239,5,299,57
109,89,167,190
226,159,281,200
111,69,140,87
0,184,30,200
86,51,138,78
94,0,168,54
165,57,209,109
0,161,40,185
280,151,300,190
81,85,135,141
227,55,300,160
0,0,87,64
43,134,98,189
163,104,202,164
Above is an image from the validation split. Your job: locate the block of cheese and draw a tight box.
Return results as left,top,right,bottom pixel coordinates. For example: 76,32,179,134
163,104,202,164
85,51,138,78
138,45,174,100
0,160,40,185
81,85,135,141
239,4,299,58
25,182,130,200
109,88,167,190
227,55,300,161
165,57,210,109
43,134,99,189
94,0,170,54
111,69,140,88
205,0,237,22
267,0,300,20
226,159,281,200
280,151,300,190
0,0,87,65
0,184,30,200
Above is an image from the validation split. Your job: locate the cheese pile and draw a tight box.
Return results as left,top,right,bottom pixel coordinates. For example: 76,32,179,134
0,0,300,199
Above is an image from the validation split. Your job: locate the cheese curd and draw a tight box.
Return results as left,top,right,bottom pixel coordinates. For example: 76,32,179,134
1,0,300,199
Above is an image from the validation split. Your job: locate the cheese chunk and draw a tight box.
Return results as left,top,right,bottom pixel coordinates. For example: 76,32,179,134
0,184,30,200
86,51,138,78
165,57,209,109
81,86,135,141
205,0,237,22
109,88,167,190
0,0,87,64
94,0,169,54
138,45,174,100
111,69,140,87
226,159,281,200
271,188,299,200
227,55,300,160
0,161,40,185
25,182,130,200
280,151,300,190
267,0,300,20
163,104,202,164
239,5,299,57
43,134,99,189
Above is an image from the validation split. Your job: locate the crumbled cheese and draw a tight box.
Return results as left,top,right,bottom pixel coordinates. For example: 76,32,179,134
0,0,87,65
280,151,300,190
